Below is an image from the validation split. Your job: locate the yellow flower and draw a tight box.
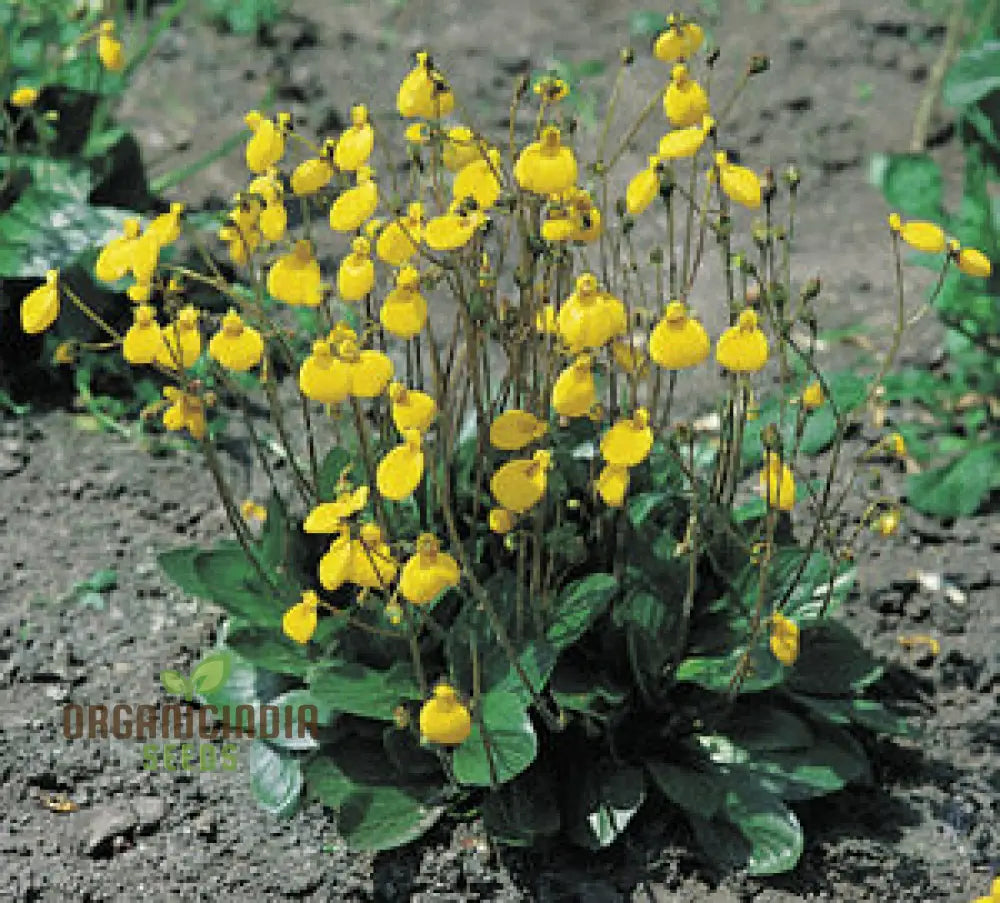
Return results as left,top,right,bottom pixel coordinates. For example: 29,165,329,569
377,429,425,500
291,140,336,196
156,305,201,370
769,613,799,666
535,304,558,334
318,529,353,591
283,590,320,645
489,409,548,451
397,51,455,118
596,463,629,507
489,507,516,534
874,509,901,537
240,499,268,524
405,122,429,145
649,301,710,369
259,200,287,243
337,338,394,398
400,534,461,604
490,449,551,514
122,304,162,365
543,188,602,243
801,381,824,410
664,64,709,127
377,202,423,266
147,202,185,248
337,236,375,302
713,151,761,209
267,239,323,307
601,408,654,467
10,86,39,108
715,309,769,373
885,432,906,457
335,105,375,172
888,215,945,254
380,266,428,339
161,386,206,440
98,21,125,73
658,117,710,159
955,246,992,278
612,339,647,376
419,683,471,746
350,523,398,588
627,156,661,215
557,273,627,352
424,208,482,251
20,269,59,335
454,150,503,210
389,382,437,433
534,75,570,102
654,17,704,62
442,126,482,172
304,486,370,533
552,354,597,418
330,166,379,232
760,452,795,511
244,110,287,174
515,126,578,196
208,309,264,371
971,876,1000,903
299,340,351,404
95,219,141,283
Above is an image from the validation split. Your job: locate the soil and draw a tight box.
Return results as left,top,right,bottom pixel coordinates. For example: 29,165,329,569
1,0,998,900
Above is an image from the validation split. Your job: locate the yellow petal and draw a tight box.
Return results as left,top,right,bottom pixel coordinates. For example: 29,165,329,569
349,350,394,398
282,592,319,644
489,409,547,451
377,434,424,500
596,464,629,507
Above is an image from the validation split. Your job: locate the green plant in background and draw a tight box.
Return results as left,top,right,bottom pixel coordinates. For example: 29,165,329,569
870,0,999,517
33,14,943,877
199,0,287,35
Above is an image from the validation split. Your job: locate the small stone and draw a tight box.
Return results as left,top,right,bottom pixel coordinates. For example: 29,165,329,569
77,804,137,856
132,796,165,832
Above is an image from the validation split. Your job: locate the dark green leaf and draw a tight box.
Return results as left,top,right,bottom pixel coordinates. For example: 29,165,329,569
549,664,628,718
721,782,804,876
309,661,423,721
724,705,814,751
613,589,680,680
337,784,444,852
906,444,999,517
799,406,837,455
849,698,913,736
227,626,310,676
645,760,724,818
879,153,942,221
566,764,646,850
158,546,211,598
267,689,329,750
194,546,284,626
788,621,883,696
248,740,302,817
482,768,561,846
317,446,355,501
382,727,441,776
626,492,666,527
943,40,1000,107
629,10,669,38
452,690,537,787
677,643,783,694
547,573,617,650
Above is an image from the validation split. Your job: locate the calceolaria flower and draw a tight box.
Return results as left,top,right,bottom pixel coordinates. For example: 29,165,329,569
400,534,461,604
947,239,992,278
626,156,661,215
424,205,483,251
240,499,268,524
283,590,320,645
20,269,59,335
442,126,482,172
299,340,350,405
397,51,455,119
971,876,1000,903
268,239,323,307
319,523,398,592
649,301,710,369
489,507,516,534
801,381,824,410
557,273,627,351
601,408,653,467
454,149,503,210
330,166,379,232
389,382,437,433
715,308,769,372
335,104,375,171
156,305,201,370
122,304,162,365
514,126,578,196
380,266,428,339
490,409,548,451
161,386,206,440
884,432,906,457
533,75,570,102
337,336,394,398
377,202,424,266
712,151,761,209
596,463,629,507
887,213,945,254
552,354,597,418
244,110,289,174
419,683,471,746
98,20,125,73
658,115,712,159
304,485,370,533
95,218,157,284
291,139,336,196
654,15,704,62
760,452,795,511
769,613,800,666
664,64,709,127
542,187,602,243
377,429,425,500
490,449,552,514
10,86,40,108
337,236,375,301
147,202,185,248
208,309,264,371
874,508,901,537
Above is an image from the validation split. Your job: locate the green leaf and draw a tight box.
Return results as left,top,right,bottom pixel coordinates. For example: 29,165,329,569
194,546,284,626
196,645,286,730
158,546,211,598
309,661,423,722
337,784,444,852
452,690,537,786
316,445,356,501
645,760,724,818
226,626,310,676
879,153,943,221
799,406,837,455
547,573,617,650
382,728,441,776
721,782,804,876
788,621,883,696
76,568,118,594
549,664,628,719
629,10,669,38
482,768,561,846
626,491,666,528
159,669,191,698
248,740,302,817
677,645,783,694
906,444,999,517
613,589,680,680
190,650,233,695
849,698,913,736
566,763,646,850
724,705,814,751
258,493,291,571
943,40,1000,107
267,690,328,751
